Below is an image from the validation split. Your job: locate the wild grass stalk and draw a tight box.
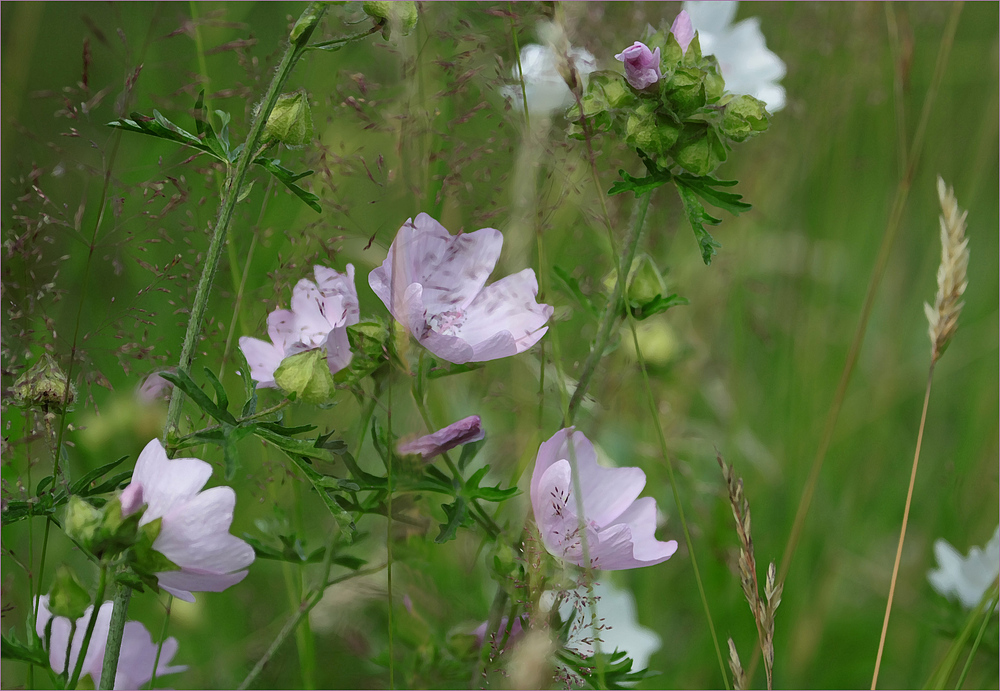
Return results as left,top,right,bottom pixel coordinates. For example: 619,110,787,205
718,455,781,690
870,177,969,690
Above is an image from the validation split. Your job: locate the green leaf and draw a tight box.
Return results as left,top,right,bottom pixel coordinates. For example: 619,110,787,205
676,182,722,265
435,498,468,543
629,294,689,320
1,631,48,667
253,157,322,213
552,266,598,318
425,361,484,380
202,367,230,414
464,465,518,503
608,168,672,197
457,438,485,471
194,91,230,162
675,174,752,215
71,455,129,496
158,370,237,425
222,423,256,481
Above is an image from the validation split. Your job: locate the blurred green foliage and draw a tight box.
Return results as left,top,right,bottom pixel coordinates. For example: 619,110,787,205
1,2,997,689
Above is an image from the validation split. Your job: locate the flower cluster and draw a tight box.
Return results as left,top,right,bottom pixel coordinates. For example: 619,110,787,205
35,595,186,690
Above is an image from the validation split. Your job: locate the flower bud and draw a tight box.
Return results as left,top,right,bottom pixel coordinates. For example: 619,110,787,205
722,94,771,142
615,41,662,91
662,67,707,119
12,353,76,411
625,102,680,164
363,1,418,40
673,125,728,176
274,349,337,404
65,495,142,558
47,565,92,621
263,90,313,148
627,254,667,306
64,495,104,548
670,10,695,55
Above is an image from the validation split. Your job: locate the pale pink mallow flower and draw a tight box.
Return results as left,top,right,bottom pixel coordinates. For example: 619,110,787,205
670,10,696,54
615,41,662,90
119,439,255,602
35,595,186,690
369,214,553,364
135,371,173,403
530,428,678,570
239,265,359,388
397,415,484,460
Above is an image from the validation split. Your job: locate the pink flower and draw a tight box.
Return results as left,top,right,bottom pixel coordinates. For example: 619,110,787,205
397,415,484,459
34,595,186,690
239,265,359,388
120,439,255,602
369,214,553,364
670,10,696,54
135,371,173,403
530,428,678,570
614,41,662,90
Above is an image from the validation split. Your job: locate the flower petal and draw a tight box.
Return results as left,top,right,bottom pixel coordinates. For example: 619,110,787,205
683,0,738,35
397,415,484,459
238,336,283,388
157,569,250,603
401,283,476,364
456,269,552,358
314,264,360,327
606,496,678,563
290,277,334,348
130,440,213,525
325,325,353,375
266,308,298,352
155,486,255,575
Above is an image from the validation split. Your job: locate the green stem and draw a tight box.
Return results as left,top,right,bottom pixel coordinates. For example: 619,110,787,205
237,564,387,690
146,594,173,690
955,591,998,689
564,192,650,427
68,564,108,690
99,578,132,690
164,2,330,440
386,383,395,691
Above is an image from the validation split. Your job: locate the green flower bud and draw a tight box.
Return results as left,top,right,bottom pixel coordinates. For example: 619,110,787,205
672,124,728,176
702,60,726,103
722,94,770,142
263,90,313,148
662,67,706,119
12,353,76,411
627,254,667,306
64,495,104,548
48,565,92,621
274,349,337,404
625,102,680,164
363,1,418,40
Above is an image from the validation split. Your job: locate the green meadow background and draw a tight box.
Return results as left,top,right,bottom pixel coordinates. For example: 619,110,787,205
2,2,997,689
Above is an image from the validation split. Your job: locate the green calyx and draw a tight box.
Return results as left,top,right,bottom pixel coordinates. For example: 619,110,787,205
362,1,417,39
274,348,337,404
64,495,142,558
263,90,314,148
48,565,92,620
722,94,771,142
131,517,180,575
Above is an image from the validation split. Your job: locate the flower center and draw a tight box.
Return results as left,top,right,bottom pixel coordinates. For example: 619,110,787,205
427,309,466,337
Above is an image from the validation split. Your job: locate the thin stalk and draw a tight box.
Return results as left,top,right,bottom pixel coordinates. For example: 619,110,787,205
773,0,962,605
99,579,132,690
871,365,935,689
237,564,388,690
626,319,731,691
67,563,108,690
164,2,330,439
386,384,395,691
955,593,998,689
146,594,173,690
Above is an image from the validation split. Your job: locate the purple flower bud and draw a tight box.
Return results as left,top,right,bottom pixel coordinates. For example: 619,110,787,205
397,415,484,460
614,41,662,90
670,10,695,55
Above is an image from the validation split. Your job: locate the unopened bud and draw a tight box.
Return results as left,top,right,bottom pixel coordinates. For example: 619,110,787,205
264,90,314,148
722,94,770,142
673,125,728,176
274,349,337,404
363,1,418,40
13,353,76,410
625,102,680,162
48,565,92,620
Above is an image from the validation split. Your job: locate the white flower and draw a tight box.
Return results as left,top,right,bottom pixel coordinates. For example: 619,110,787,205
565,581,661,672
928,525,1000,610
503,43,598,116
682,1,786,112
35,595,186,690
120,439,256,602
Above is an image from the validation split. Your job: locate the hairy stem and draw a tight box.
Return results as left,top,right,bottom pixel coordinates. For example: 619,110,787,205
164,2,330,439
98,577,131,690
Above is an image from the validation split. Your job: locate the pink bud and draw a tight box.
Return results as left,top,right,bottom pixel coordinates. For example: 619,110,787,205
670,10,695,55
614,41,662,90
